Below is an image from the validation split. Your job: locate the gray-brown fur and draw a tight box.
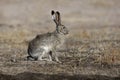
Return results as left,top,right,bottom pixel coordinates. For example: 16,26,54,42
27,10,69,63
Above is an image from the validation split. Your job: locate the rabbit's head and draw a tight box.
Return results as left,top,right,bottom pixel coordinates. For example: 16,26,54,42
51,10,69,35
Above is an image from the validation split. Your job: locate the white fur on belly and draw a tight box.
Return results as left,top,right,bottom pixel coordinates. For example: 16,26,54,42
41,46,52,52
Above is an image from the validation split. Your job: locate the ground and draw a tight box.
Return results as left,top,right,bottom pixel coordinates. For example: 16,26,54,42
0,0,120,80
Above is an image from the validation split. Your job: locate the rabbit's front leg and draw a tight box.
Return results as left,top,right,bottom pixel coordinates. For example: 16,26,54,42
49,50,61,63
54,51,61,63
48,51,53,61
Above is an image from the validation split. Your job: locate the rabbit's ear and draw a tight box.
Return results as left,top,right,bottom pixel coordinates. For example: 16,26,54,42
51,10,55,20
56,11,61,25
51,10,58,25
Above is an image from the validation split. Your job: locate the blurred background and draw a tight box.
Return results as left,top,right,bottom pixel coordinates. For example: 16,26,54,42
0,0,120,24
0,0,120,40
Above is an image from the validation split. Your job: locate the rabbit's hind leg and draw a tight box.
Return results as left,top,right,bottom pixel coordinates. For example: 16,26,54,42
38,51,45,60
27,56,37,61
38,51,49,61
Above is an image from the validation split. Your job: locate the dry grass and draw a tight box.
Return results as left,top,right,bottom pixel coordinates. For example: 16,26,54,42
1,25,120,78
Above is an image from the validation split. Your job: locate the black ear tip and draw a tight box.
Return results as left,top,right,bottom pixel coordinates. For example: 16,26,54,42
56,11,60,15
51,10,54,15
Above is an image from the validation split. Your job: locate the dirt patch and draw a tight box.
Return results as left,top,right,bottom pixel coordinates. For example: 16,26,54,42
0,72,120,80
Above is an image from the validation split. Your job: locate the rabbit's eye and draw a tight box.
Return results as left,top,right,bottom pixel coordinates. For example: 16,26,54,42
63,27,65,29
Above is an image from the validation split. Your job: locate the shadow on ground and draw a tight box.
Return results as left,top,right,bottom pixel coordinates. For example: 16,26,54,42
0,72,119,80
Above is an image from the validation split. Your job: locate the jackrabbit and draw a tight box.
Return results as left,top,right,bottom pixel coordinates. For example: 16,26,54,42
27,10,69,63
